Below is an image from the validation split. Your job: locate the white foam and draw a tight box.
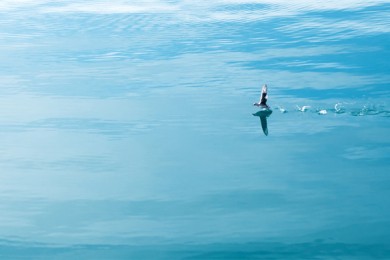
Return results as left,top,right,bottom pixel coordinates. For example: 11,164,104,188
318,109,327,115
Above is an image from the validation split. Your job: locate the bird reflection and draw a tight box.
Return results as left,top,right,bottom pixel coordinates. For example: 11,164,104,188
253,109,272,136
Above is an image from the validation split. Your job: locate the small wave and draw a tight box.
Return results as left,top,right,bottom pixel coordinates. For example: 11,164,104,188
381,111,390,117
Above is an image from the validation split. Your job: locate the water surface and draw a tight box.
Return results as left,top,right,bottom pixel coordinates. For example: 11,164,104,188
0,1,389,259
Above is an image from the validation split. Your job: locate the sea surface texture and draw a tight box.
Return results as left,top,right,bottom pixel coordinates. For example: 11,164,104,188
1,1,389,259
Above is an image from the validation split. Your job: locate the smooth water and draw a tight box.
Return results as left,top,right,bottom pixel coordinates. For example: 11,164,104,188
1,1,389,259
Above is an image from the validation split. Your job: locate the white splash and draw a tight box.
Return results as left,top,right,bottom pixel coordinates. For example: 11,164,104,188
277,106,287,113
296,105,311,112
318,109,327,115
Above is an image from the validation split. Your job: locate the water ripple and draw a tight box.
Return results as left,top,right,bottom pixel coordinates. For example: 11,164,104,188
0,118,157,138
0,155,120,173
0,0,389,254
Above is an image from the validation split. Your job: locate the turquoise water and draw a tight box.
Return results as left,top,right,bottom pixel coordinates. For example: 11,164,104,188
1,1,390,259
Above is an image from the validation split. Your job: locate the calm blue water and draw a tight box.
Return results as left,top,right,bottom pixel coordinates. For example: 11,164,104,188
1,1,390,259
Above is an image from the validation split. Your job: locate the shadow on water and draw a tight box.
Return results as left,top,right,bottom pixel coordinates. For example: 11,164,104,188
253,109,273,136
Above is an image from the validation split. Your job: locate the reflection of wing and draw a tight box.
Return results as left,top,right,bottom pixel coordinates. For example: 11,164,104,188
260,116,268,136
253,109,272,136
253,110,272,117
